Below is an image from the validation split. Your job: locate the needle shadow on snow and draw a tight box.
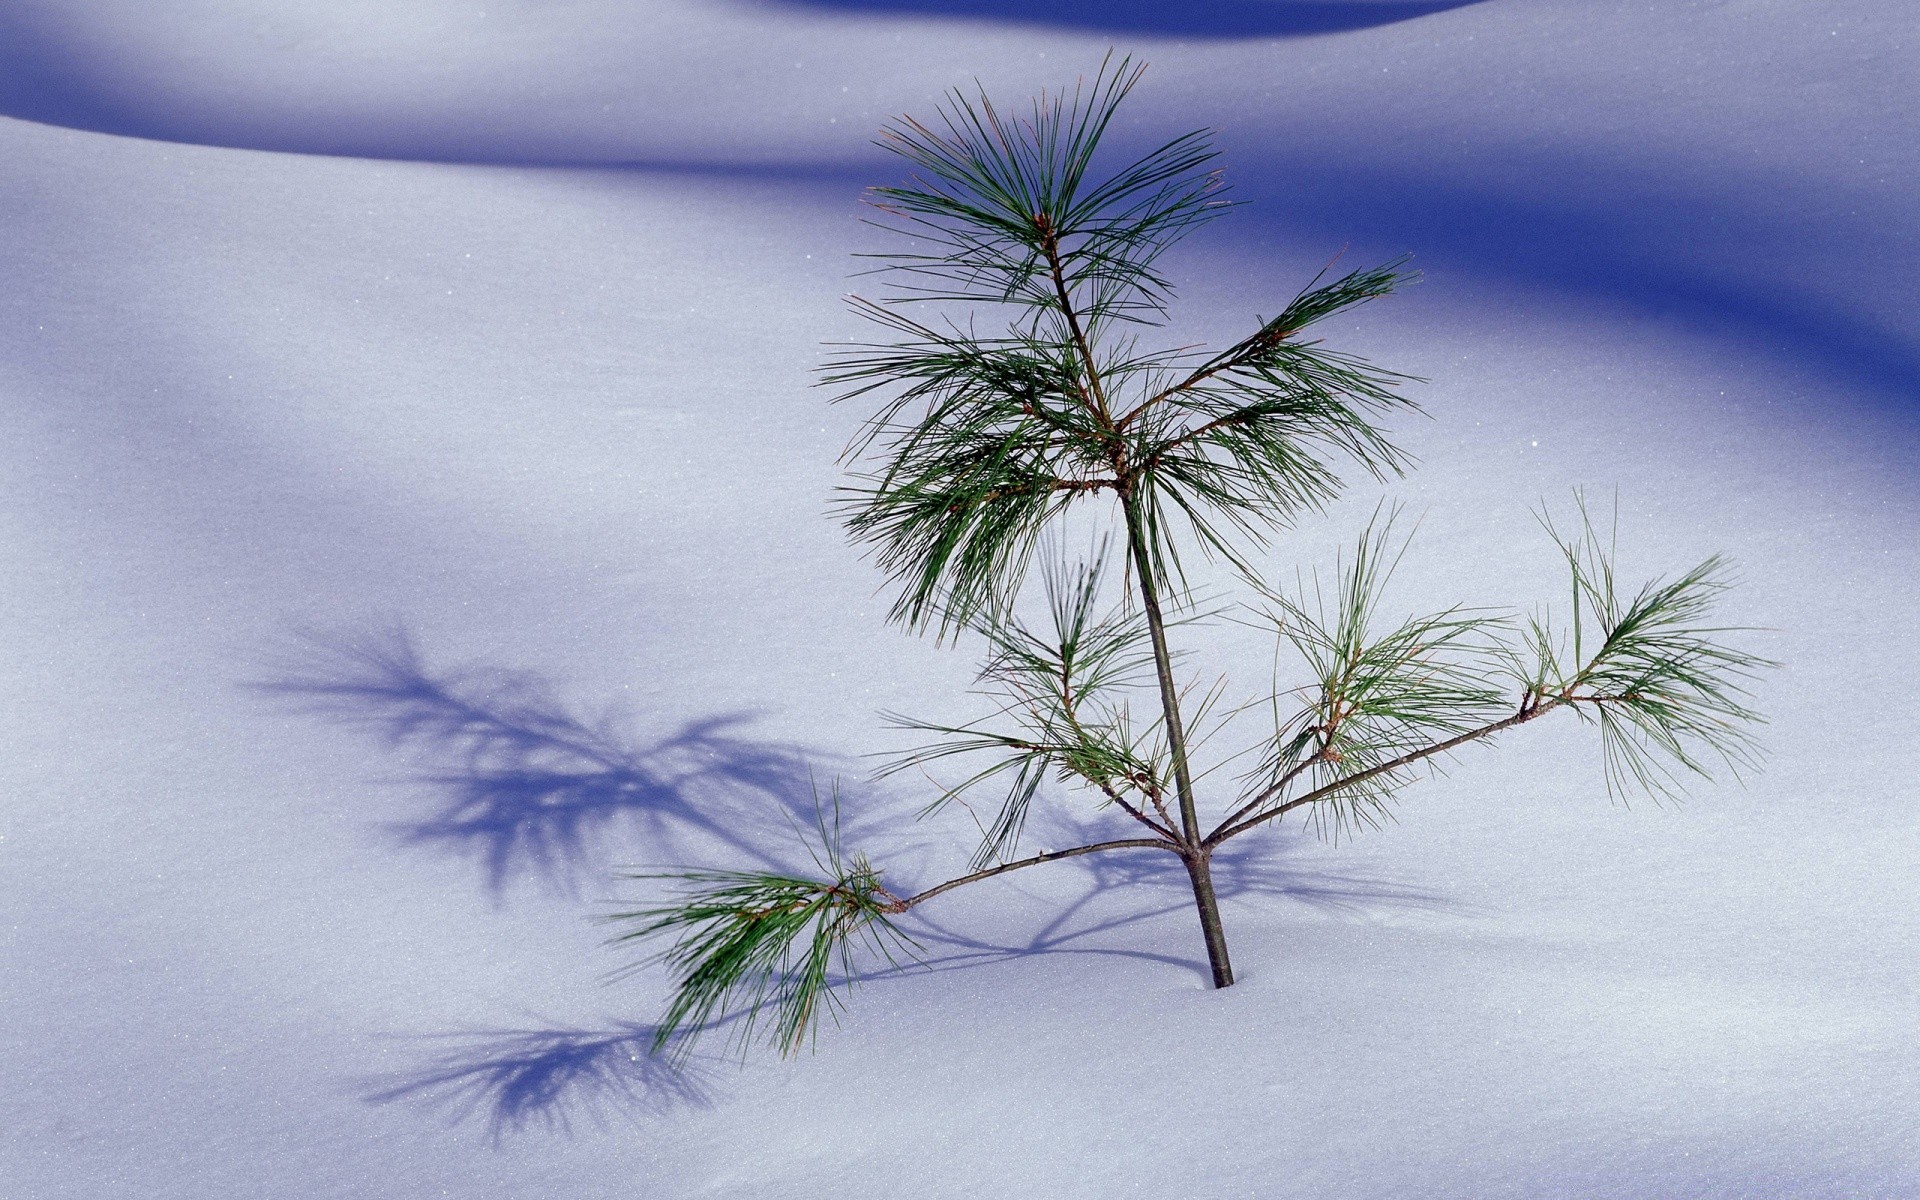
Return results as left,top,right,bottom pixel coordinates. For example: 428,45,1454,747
282,632,1465,1131
365,1022,715,1140
262,626,890,901
761,0,1487,39
267,627,868,1138
362,822,1461,1138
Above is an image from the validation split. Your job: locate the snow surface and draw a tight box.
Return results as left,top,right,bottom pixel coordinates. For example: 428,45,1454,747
2,1,1917,1196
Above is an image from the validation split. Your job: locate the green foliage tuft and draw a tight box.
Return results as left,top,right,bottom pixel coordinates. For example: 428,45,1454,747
863,53,1227,323
1522,495,1774,802
828,54,1423,632
880,549,1175,867
1249,511,1511,838
606,804,917,1059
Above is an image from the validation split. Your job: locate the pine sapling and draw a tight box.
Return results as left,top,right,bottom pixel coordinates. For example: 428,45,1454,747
608,57,1771,1056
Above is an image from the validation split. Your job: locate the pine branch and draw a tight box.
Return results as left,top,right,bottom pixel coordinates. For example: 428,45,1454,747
1114,280,1422,595
603,787,929,1060
609,831,1174,1058
1527,495,1772,801
863,53,1228,325
1209,502,1771,844
880,553,1180,861
1208,695,1559,845
608,858,914,1060
1225,512,1510,838
1115,258,1418,430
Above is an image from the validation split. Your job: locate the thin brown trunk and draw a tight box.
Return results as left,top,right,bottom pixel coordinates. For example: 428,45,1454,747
1120,488,1236,988
1182,850,1235,989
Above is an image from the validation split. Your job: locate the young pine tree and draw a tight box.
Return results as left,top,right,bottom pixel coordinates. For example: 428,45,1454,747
608,58,1769,1057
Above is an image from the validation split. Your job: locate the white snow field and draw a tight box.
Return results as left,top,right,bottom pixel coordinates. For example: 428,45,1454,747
3,1,1916,1196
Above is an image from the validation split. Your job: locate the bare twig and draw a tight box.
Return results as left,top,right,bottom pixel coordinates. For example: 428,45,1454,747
882,837,1177,912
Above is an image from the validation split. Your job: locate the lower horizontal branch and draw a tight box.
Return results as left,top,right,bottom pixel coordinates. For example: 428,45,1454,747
884,837,1176,912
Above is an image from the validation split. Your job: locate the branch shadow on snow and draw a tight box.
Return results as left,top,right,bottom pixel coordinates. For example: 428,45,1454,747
760,0,1487,39
365,1022,715,1140
261,626,884,900
283,634,1466,1132
359,834,1460,1137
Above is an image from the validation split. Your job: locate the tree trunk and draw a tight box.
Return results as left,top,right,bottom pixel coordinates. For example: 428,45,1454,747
1183,850,1236,988
1119,489,1236,988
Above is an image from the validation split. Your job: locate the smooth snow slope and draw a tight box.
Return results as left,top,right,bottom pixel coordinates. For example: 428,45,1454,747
2,2,1916,1197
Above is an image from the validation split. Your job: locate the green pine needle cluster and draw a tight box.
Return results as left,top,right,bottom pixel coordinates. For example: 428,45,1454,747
862,57,1224,321
881,552,1176,869
1519,498,1771,802
825,54,1420,633
606,811,915,1059
1246,512,1513,840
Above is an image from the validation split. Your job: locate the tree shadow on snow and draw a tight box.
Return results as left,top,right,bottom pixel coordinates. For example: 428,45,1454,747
0,1,1484,155
359,833,1460,1137
279,630,1464,1132
365,1022,715,1140
260,626,892,901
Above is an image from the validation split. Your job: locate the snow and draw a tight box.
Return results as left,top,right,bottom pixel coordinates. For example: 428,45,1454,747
2,1,1916,1197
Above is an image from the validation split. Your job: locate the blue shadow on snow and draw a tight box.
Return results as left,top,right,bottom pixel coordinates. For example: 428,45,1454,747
366,1023,714,1140
762,0,1487,38
287,630,1462,1134
2,3,1912,429
260,627,883,900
